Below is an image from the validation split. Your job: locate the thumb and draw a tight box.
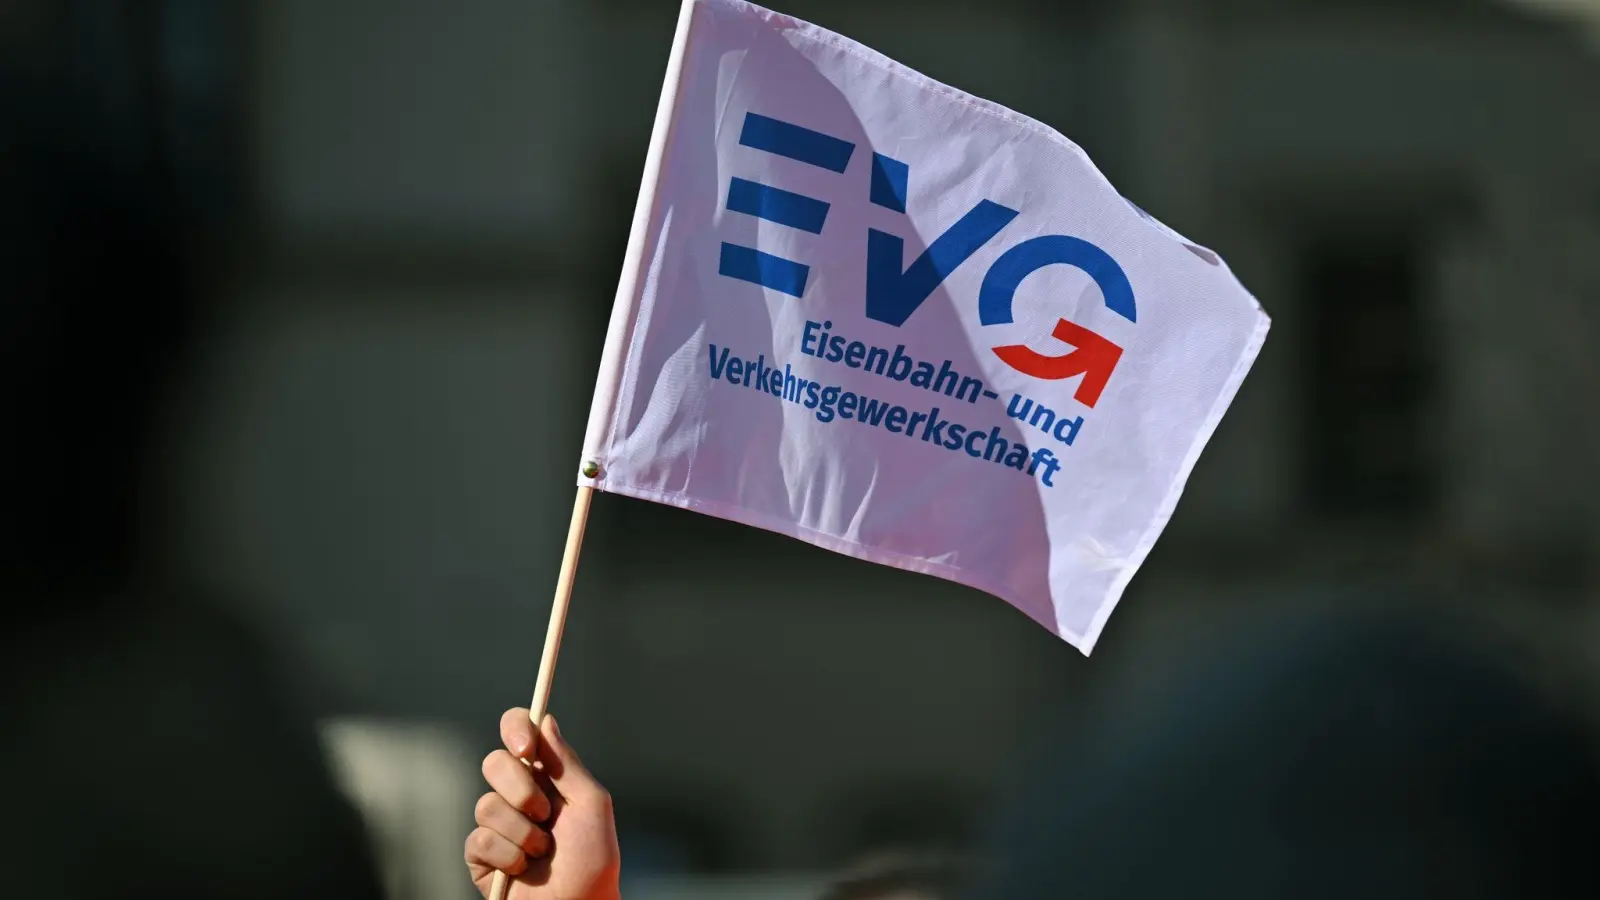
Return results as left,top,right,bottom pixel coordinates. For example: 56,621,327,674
537,716,608,804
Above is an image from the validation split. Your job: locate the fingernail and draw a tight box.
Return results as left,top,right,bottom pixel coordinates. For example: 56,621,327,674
547,716,562,740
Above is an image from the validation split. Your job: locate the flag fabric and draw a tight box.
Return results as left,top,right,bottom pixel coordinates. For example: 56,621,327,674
579,0,1269,654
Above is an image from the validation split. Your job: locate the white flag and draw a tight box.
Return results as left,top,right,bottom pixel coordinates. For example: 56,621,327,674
580,0,1269,654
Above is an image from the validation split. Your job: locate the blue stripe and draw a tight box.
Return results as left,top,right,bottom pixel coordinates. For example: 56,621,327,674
739,113,855,173
726,178,830,233
870,153,909,213
719,243,810,297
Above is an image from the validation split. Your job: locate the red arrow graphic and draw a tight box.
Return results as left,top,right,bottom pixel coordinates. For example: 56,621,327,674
992,318,1123,408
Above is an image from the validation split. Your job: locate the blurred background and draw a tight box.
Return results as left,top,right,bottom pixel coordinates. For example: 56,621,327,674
4,0,1600,898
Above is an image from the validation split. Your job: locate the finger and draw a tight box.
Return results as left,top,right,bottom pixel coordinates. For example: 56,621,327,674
474,792,552,857
464,826,529,876
499,707,537,759
481,749,554,821
537,716,610,807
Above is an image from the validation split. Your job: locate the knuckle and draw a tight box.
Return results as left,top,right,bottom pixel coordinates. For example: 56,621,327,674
509,784,541,815
520,826,550,856
466,828,495,860
473,792,499,824
500,708,531,740
482,750,540,810
483,753,525,790
528,787,552,815
480,750,504,779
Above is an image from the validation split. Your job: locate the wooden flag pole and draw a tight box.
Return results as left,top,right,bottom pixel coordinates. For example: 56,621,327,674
487,484,594,900
487,0,695,891
525,485,594,734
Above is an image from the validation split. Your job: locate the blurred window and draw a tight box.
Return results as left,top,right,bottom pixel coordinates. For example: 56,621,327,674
1300,233,1440,521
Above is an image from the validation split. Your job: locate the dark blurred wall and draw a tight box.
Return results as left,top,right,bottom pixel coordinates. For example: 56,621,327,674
2,3,392,899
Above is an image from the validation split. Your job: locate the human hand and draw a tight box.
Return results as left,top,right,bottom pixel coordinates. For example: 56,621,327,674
465,710,621,900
